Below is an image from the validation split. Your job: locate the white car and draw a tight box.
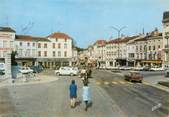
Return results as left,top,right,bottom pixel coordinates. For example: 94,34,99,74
55,67,79,76
133,67,144,71
19,67,33,74
150,67,164,71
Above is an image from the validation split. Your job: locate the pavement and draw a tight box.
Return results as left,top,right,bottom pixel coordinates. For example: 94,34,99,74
110,70,169,92
0,69,169,117
0,73,59,88
0,71,126,117
93,70,169,117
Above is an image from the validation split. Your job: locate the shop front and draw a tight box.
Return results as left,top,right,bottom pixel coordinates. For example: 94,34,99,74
141,60,162,67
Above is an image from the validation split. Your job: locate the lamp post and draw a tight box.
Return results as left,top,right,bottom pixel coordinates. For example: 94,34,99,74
165,32,169,65
110,26,127,66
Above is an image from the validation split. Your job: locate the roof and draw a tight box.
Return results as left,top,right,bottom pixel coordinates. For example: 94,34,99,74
47,32,72,39
107,36,139,44
134,37,146,42
119,36,139,43
0,27,16,33
95,40,106,46
106,39,119,44
16,35,50,42
163,11,169,23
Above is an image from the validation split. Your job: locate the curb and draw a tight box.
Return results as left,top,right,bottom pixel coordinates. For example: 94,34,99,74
143,81,169,93
0,76,59,88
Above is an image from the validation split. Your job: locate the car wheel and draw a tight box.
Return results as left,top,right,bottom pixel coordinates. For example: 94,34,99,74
56,72,60,76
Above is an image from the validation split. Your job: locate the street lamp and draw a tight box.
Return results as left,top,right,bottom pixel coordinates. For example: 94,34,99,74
165,32,169,65
110,26,127,66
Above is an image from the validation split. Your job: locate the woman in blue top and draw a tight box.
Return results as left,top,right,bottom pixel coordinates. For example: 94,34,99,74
69,80,77,108
82,82,91,111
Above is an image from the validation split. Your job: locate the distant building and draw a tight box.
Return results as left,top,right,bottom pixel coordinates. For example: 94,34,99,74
0,27,74,68
37,32,73,68
105,39,118,67
134,29,163,67
15,35,50,66
0,27,15,62
162,11,169,67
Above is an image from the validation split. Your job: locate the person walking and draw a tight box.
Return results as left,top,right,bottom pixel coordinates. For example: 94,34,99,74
82,82,91,111
69,80,77,108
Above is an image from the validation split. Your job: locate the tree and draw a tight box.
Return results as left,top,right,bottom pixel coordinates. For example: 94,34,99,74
11,51,18,66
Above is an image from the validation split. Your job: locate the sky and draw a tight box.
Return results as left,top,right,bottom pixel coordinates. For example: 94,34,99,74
0,0,169,48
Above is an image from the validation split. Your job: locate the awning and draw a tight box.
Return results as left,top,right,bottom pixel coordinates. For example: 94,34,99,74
141,60,162,64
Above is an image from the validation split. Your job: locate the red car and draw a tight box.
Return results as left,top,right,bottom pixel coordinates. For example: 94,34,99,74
125,71,143,83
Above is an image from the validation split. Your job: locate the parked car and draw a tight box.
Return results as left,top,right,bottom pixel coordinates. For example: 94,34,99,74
106,66,119,70
125,71,143,83
19,67,33,74
30,65,44,73
165,68,169,77
142,66,151,71
133,67,144,71
150,67,164,71
55,67,79,76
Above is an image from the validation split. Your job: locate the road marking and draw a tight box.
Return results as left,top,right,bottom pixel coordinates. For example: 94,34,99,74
104,81,110,85
119,81,125,84
112,81,118,84
96,81,101,85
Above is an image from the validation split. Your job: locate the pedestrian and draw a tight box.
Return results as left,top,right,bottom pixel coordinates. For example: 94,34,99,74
69,80,77,108
82,82,91,111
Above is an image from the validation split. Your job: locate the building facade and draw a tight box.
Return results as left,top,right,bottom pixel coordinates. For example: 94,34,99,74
0,27,74,69
0,27,15,62
162,11,169,67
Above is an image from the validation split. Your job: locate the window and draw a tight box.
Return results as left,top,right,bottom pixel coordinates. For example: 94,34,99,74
10,41,13,48
44,51,47,57
58,43,61,49
33,43,35,47
64,51,67,57
32,49,36,56
44,43,47,48
38,43,41,48
27,42,30,46
140,46,142,51
38,51,41,57
158,45,160,49
20,42,22,46
136,46,138,51
149,46,151,51
3,40,7,48
53,51,56,57
153,46,155,50
53,43,55,48
64,43,67,49
144,45,147,51
58,51,61,57
55,38,58,42
26,49,31,56
18,49,23,57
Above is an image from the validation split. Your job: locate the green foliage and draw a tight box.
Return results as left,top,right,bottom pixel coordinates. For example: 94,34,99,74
11,51,18,66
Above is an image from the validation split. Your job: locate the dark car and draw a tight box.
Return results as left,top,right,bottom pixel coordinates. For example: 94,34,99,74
125,71,143,83
30,65,44,73
142,66,151,71
165,68,169,77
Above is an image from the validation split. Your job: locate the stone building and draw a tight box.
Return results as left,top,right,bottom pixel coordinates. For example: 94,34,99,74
162,11,169,67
